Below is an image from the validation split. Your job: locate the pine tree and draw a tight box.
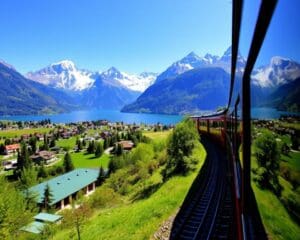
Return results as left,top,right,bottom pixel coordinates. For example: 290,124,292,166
63,152,74,173
115,143,123,156
43,134,49,150
96,166,105,186
95,142,104,158
87,141,95,154
49,138,56,148
16,142,32,173
28,136,37,154
103,138,109,150
42,184,53,211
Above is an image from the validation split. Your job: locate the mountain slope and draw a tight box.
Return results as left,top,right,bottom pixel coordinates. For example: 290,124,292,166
81,72,140,110
98,67,157,92
0,62,77,115
154,47,245,83
26,60,94,91
122,67,230,114
27,62,157,93
264,77,300,112
252,56,300,88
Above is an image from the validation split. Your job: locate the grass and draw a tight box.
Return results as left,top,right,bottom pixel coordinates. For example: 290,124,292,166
71,152,110,169
251,145,300,240
252,183,300,240
0,127,50,139
55,151,110,169
143,130,172,140
281,151,300,171
279,122,300,131
52,140,207,240
56,137,77,150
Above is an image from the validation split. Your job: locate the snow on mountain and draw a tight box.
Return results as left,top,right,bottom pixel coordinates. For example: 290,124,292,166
26,60,95,91
252,56,300,88
155,52,211,82
27,62,157,92
216,46,246,72
0,59,16,70
99,67,158,92
155,47,246,83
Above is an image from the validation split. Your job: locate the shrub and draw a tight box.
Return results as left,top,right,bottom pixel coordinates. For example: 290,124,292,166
254,130,281,195
88,186,121,209
165,118,199,177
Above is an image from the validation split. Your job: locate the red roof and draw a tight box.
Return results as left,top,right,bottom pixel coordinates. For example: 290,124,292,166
5,144,20,151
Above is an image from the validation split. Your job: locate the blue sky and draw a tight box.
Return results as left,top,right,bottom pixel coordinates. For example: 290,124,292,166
0,0,299,74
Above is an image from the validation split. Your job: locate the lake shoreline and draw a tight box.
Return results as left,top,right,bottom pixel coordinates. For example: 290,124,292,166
0,108,299,125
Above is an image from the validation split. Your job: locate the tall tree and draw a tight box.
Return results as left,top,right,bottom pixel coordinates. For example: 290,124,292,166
95,142,104,158
63,152,74,173
28,136,37,154
87,141,95,154
0,177,33,239
165,118,198,176
43,134,49,150
49,138,56,148
96,166,106,186
41,184,53,211
254,130,281,195
16,142,32,176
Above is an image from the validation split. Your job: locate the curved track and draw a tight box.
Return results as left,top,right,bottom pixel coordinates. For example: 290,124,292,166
170,137,234,240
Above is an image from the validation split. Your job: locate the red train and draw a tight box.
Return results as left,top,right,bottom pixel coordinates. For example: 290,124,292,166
190,0,278,239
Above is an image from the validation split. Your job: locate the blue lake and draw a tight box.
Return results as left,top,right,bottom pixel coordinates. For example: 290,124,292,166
0,109,183,125
0,108,298,124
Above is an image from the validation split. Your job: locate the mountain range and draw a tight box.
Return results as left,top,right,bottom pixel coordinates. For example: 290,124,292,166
27,61,157,92
1,46,299,116
0,61,79,115
122,47,300,114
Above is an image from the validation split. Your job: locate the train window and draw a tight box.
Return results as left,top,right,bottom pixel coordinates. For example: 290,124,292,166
245,1,300,239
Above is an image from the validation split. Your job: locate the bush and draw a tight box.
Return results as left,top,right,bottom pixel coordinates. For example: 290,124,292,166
88,186,121,209
254,130,281,195
165,118,199,177
281,193,300,223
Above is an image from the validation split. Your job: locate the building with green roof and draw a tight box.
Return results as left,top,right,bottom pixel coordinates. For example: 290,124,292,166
29,168,99,209
21,213,62,234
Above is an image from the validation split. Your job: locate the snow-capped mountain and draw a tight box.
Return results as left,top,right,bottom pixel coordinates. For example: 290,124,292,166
0,59,16,70
26,60,95,91
155,51,213,82
27,62,157,92
216,46,246,72
155,46,246,82
99,67,157,92
251,56,300,88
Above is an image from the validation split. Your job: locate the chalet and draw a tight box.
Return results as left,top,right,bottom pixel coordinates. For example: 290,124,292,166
118,140,134,151
29,168,99,209
101,131,111,139
30,150,57,165
2,159,17,171
35,133,44,141
4,144,20,154
61,132,71,139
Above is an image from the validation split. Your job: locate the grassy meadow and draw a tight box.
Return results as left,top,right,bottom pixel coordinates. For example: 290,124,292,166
251,128,300,240
52,139,206,240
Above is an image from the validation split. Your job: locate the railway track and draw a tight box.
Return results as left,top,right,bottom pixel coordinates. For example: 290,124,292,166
170,137,234,240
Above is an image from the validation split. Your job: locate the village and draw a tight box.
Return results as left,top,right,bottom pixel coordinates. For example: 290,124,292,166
0,119,173,234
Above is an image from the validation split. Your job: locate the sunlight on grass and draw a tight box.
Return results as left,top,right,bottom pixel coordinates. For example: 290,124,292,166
53,141,206,240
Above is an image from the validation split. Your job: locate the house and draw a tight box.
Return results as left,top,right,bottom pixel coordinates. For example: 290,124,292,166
21,213,62,234
118,140,134,151
2,159,17,171
101,131,111,139
30,151,57,165
29,168,99,209
4,144,20,154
